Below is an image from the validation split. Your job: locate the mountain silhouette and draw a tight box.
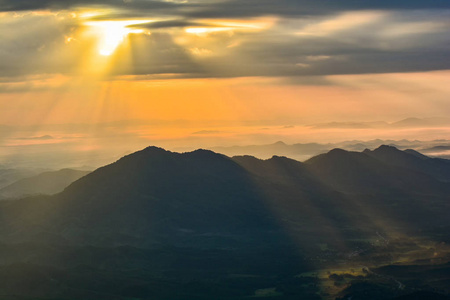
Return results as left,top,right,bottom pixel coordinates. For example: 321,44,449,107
364,145,450,181
305,147,446,194
1,145,449,246
0,145,449,299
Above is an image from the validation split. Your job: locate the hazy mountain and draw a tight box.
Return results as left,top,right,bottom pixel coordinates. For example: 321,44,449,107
0,146,449,299
424,145,450,152
420,145,450,159
391,117,450,127
209,139,450,162
0,168,91,200
0,168,46,189
211,141,331,161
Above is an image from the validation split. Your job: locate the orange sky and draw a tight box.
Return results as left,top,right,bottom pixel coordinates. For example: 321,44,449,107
1,71,449,126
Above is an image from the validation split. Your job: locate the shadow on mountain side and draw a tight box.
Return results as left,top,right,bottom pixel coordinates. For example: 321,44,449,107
0,145,448,299
304,147,450,235
0,147,321,299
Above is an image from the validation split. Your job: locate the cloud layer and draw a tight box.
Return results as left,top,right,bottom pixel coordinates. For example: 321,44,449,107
1,0,449,81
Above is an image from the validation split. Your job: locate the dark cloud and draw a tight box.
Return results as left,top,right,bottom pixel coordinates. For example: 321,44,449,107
0,0,449,81
0,0,177,13
129,20,207,29
109,32,206,76
187,0,450,19
110,25,450,78
2,0,450,18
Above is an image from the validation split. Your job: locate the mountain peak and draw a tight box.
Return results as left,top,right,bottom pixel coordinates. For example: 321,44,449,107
120,146,172,159
373,144,401,153
327,148,350,156
185,148,227,160
106,146,176,170
365,145,407,160
142,146,170,153
268,155,302,164
304,148,361,166
188,148,218,155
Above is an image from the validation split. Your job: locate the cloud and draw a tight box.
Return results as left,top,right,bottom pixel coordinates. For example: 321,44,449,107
129,19,200,29
0,0,176,13
1,0,450,16
16,135,54,140
110,9,450,78
0,1,449,81
0,12,81,78
185,0,450,19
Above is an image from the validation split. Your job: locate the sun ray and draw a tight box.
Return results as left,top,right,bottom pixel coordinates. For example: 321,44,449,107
84,20,149,56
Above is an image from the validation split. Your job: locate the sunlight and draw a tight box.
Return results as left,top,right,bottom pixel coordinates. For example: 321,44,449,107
185,27,233,34
185,17,276,35
84,20,149,56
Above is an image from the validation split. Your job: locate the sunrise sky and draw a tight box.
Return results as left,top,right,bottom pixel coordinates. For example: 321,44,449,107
1,0,450,167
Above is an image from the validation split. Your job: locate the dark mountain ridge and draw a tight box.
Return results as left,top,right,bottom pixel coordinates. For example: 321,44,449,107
363,145,450,181
0,145,449,299
1,145,449,246
305,147,449,194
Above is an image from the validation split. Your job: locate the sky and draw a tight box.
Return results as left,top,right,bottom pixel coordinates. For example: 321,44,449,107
1,0,450,168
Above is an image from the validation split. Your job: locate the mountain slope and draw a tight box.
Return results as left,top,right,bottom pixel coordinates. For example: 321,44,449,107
0,168,45,189
0,147,288,248
0,146,448,247
305,148,449,194
0,146,449,299
364,145,450,181
0,168,90,200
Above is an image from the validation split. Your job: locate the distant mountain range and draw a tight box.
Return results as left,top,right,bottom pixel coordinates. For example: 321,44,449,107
0,167,45,189
0,168,91,200
209,139,450,161
0,146,449,299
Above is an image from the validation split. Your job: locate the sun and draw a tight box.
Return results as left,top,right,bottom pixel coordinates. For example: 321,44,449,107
84,20,149,56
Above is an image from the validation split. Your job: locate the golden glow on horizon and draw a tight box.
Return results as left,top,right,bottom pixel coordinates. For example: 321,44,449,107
84,20,149,56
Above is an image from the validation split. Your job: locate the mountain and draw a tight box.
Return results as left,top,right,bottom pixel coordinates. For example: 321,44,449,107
305,147,447,193
363,145,450,181
207,139,450,162
0,146,449,299
7,146,447,247
0,147,290,248
391,117,450,127
0,168,91,200
211,141,331,161
0,168,46,189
